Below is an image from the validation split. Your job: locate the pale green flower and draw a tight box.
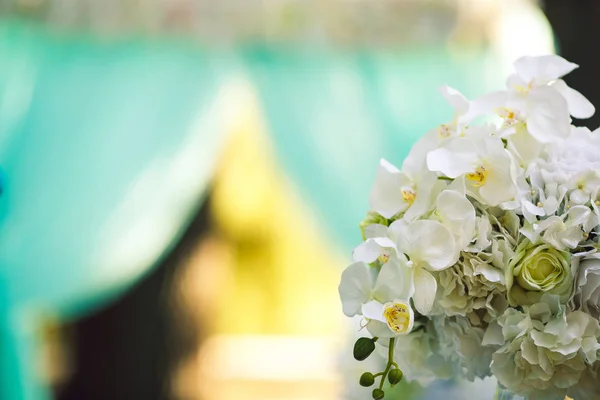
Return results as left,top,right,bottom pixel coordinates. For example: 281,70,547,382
515,245,570,291
507,241,573,306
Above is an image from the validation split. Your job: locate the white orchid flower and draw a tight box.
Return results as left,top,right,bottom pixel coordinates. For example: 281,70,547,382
505,55,594,142
432,190,476,250
471,55,593,144
510,55,594,120
426,134,517,206
353,216,463,317
352,223,398,265
437,84,471,136
391,219,458,315
505,84,571,143
338,261,415,337
369,158,437,221
410,85,491,157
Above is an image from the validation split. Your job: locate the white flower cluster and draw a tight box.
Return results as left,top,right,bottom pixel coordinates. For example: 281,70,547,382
339,55,600,399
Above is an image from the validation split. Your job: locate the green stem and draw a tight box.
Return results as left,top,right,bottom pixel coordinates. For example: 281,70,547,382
378,338,396,391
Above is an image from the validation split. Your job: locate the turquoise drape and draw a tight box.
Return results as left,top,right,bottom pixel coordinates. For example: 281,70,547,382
0,20,233,399
0,19,506,400
243,47,503,252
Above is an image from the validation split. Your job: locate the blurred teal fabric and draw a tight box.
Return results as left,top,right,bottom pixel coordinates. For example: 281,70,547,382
244,47,503,253
0,18,507,400
0,20,234,399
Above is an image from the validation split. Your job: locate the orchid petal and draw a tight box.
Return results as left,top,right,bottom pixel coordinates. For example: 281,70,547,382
435,190,476,249
514,55,578,85
339,262,373,317
464,90,508,122
363,223,389,239
403,171,438,222
413,268,437,315
439,84,469,115
373,261,414,302
427,138,479,178
352,240,384,263
366,320,396,339
526,86,571,143
362,300,385,322
395,220,457,271
369,159,412,219
552,79,595,119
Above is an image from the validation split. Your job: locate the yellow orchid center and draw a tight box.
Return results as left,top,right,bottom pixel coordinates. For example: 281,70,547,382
513,81,533,94
466,165,488,187
496,107,515,120
401,188,416,204
383,302,412,334
437,124,452,138
378,252,390,264
495,107,522,128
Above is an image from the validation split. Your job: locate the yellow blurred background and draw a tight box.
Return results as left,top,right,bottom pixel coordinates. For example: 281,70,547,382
174,87,345,400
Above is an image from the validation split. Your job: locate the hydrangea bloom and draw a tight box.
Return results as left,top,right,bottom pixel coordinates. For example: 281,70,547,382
338,55,600,399
392,320,454,386
490,295,600,398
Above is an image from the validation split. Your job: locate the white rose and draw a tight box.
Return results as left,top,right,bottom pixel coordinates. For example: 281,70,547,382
507,241,573,306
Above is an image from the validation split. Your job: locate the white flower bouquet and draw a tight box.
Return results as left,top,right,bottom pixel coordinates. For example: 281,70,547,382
338,55,600,400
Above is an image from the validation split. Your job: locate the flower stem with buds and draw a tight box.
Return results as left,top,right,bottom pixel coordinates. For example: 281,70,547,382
378,338,396,391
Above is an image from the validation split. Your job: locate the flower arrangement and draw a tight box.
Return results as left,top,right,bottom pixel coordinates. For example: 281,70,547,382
338,55,600,400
